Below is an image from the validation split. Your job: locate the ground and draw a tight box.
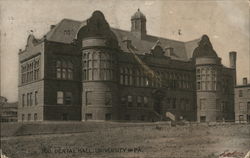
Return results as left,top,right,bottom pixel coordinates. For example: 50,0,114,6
1,122,250,158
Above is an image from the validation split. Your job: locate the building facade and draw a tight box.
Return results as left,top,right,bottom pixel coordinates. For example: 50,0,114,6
18,10,236,122
0,96,18,122
235,78,250,123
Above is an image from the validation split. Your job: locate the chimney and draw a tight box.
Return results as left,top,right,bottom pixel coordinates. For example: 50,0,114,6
243,77,247,85
50,25,56,30
229,51,237,69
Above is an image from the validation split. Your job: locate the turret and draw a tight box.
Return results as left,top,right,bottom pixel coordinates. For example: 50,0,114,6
131,9,147,39
193,35,222,122
77,11,119,121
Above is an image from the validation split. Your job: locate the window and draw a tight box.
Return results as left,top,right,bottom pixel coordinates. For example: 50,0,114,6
239,115,244,122
86,91,92,105
62,61,67,79
200,99,206,110
172,98,176,109
27,93,30,106
210,81,214,90
105,113,112,120
145,78,149,87
137,96,142,107
239,90,243,97
128,95,133,107
83,69,88,80
105,92,112,106
121,96,126,105
28,114,31,121
57,91,64,104
35,91,38,105
239,102,245,111
56,60,61,79
30,92,32,106
56,60,73,80
197,82,201,90
143,97,148,107
67,61,73,80
22,94,25,107
201,81,205,90
21,57,40,84
85,113,92,120
22,114,25,121
65,92,72,105
34,113,37,121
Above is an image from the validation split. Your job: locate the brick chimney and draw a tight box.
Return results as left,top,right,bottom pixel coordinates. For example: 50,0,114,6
229,51,237,69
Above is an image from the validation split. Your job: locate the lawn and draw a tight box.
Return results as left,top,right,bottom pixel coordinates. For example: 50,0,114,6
1,122,250,158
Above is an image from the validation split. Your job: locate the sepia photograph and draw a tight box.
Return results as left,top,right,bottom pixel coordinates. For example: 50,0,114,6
0,0,250,157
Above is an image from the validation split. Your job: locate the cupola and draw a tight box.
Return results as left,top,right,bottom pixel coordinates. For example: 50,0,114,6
131,9,147,39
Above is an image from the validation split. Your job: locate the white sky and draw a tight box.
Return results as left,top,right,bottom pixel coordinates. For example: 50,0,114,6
0,0,249,102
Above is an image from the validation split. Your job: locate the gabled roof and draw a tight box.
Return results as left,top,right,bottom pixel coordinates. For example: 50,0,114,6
42,18,198,61
46,19,82,43
192,35,218,58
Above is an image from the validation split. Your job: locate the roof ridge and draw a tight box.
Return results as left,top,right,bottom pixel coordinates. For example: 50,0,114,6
61,18,82,23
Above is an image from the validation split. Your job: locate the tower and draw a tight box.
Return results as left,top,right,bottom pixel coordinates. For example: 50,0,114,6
193,35,223,122
229,51,237,85
131,9,147,39
77,11,119,121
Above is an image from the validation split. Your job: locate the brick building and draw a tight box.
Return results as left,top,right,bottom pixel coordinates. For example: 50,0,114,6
18,10,236,122
0,96,17,122
235,78,250,123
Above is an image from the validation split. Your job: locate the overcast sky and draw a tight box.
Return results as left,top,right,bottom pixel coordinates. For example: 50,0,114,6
0,0,249,102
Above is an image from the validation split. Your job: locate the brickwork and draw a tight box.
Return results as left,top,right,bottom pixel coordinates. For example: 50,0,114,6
235,81,250,123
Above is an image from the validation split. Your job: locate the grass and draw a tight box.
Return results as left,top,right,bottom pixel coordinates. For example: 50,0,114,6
1,122,250,158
